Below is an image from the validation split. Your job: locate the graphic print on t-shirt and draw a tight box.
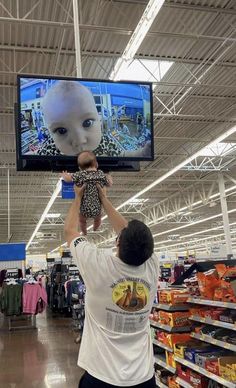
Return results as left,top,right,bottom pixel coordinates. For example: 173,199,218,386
112,279,149,312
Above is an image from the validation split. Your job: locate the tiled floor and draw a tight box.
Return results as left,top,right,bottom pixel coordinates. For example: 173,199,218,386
0,310,84,388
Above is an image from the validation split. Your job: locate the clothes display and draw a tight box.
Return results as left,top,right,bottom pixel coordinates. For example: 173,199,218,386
0,279,47,317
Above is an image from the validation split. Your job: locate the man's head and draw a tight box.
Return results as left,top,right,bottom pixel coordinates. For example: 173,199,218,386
78,151,98,170
42,81,102,155
117,220,154,266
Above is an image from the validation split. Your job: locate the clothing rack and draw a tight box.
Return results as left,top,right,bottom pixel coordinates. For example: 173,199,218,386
8,314,36,331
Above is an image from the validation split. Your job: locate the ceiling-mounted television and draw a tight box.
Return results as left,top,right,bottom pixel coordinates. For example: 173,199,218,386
16,75,154,171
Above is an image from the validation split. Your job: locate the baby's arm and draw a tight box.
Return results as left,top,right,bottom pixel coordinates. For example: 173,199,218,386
61,171,73,183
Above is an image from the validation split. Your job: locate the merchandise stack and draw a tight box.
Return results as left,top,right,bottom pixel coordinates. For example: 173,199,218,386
151,262,236,388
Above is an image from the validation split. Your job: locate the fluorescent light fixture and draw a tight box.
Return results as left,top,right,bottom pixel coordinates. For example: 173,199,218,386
47,213,61,218
110,0,166,80
198,142,236,157
129,198,149,204
112,59,173,83
26,179,62,251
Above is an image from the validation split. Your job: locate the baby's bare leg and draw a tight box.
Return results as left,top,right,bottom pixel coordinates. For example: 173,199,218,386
79,213,87,235
93,215,102,231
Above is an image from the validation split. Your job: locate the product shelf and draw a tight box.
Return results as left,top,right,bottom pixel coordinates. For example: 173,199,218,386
153,303,189,312
190,315,236,331
150,319,191,333
187,297,236,310
174,356,235,388
153,338,173,353
155,377,168,388
191,332,236,352
176,377,192,388
154,355,176,374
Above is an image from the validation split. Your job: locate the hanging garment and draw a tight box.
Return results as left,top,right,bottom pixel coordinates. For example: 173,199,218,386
23,283,47,314
0,283,23,315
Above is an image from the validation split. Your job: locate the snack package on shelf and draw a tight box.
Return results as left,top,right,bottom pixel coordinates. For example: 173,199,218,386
177,364,191,382
218,356,236,383
158,289,189,305
165,350,177,369
197,270,220,300
195,350,228,372
214,264,236,303
184,344,215,364
154,364,173,386
189,370,209,388
184,277,201,297
156,332,191,349
167,375,180,388
158,310,190,327
174,341,199,359
219,309,236,325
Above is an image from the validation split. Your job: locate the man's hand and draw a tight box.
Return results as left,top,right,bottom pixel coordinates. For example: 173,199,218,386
96,184,107,202
74,184,86,201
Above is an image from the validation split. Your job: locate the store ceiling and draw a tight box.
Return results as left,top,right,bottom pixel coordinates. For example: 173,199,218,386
0,0,236,256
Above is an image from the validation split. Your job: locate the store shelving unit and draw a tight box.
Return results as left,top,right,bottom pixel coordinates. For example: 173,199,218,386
176,377,192,388
153,339,173,353
154,355,176,374
150,319,190,333
187,297,236,310
153,303,189,312
174,357,235,388
190,315,236,331
191,332,236,352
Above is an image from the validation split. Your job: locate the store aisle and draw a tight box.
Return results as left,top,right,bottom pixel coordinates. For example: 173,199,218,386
0,310,84,388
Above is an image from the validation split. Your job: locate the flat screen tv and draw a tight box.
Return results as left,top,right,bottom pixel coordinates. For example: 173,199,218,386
16,75,154,171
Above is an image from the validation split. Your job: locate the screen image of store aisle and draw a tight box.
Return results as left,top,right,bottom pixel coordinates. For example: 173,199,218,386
151,287,236,388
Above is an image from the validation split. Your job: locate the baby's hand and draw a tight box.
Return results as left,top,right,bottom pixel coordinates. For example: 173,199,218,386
106,174,113,187
61,171,73,182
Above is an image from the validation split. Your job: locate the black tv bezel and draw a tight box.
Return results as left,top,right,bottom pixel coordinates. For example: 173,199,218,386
16,74,154,171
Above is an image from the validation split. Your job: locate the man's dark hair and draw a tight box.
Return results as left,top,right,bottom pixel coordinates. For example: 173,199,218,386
119,220,154,266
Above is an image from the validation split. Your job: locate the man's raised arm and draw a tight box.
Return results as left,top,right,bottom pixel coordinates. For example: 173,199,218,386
97,185,128,235
64,185,85,246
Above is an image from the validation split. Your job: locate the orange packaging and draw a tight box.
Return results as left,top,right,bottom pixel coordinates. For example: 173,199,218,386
215,264,236,279
158,310,190,327
167,376,180,388
159,333,191,349
214,280,236,303
197,272,220,299
165,350,176,369
158,289,189,305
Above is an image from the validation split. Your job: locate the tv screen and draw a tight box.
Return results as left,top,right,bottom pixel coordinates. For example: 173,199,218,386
16,75,154,171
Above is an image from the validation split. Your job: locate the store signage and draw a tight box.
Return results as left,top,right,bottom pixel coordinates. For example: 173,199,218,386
0,243,26,261
61,181,75,199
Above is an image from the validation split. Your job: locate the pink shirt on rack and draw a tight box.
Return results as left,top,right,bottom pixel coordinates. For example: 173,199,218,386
23,283,47,314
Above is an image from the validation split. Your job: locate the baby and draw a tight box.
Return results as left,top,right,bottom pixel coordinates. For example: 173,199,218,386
39,80,151,158
41,80,102,155
62,151,112,235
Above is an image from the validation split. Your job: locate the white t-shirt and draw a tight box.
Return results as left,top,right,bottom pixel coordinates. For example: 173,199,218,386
70,236,158,386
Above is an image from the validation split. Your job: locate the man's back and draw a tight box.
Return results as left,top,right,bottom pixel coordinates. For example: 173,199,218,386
70,237,158,386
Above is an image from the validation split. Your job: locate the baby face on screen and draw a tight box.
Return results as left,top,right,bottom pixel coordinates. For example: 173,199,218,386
42,81,102,155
